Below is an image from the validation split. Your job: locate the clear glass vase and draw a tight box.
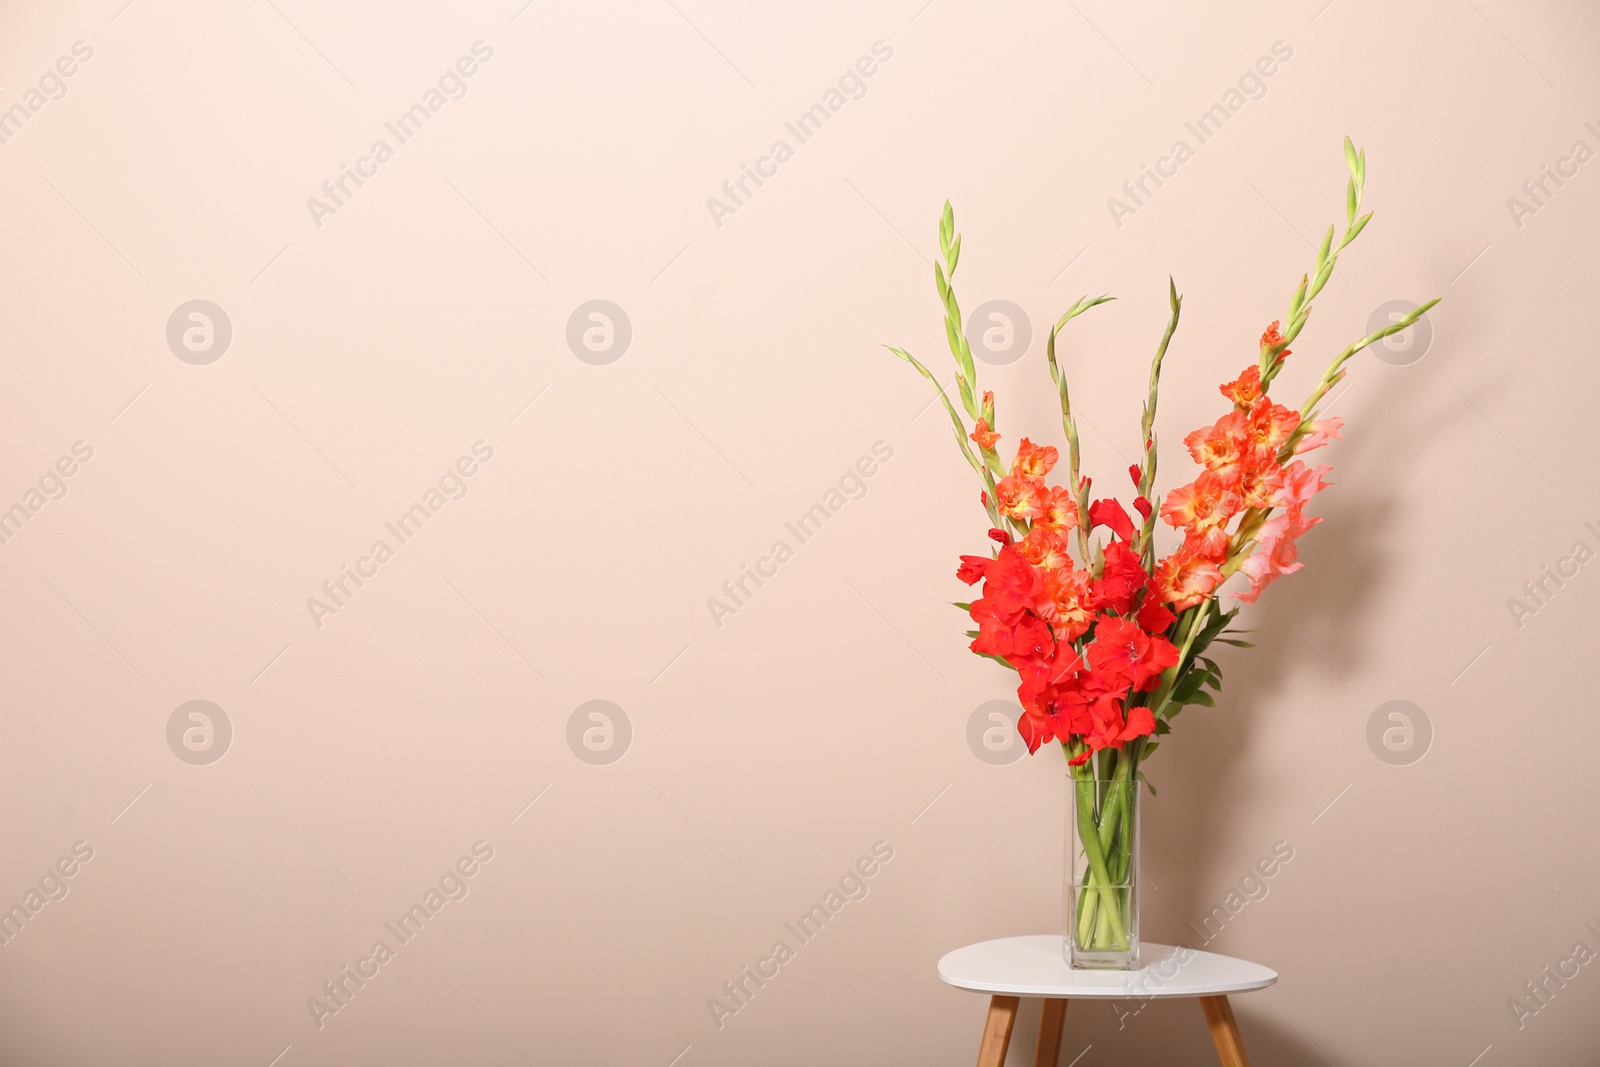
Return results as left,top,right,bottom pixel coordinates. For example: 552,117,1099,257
1065,774,1139,969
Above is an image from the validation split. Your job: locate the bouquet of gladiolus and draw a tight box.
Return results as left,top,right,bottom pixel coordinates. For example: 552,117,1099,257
887,140,1437,958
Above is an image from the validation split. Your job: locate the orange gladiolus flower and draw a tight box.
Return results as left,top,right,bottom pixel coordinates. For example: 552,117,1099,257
970,418,1000,450
1039,485,1082,532
1160,471,1242,543
1246,398,1302,453
1037,566,1095,642
1184,413,1251,484
995,474,1047,522
1235,455,1286,511
1018,524,1074,572
1152,547,1224,610
1013,437,1060,478
1219,365,1263,406
1260,320,1291,362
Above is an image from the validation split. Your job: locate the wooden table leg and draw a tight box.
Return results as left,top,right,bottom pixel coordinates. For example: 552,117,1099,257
975,995,1020,1067
1035,998,1068,1067
1199,995,1252,1067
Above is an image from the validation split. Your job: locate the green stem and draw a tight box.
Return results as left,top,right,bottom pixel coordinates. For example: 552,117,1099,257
1070,765,1130,951
1046,296,1114,564
1146,607,1207,722
1134,280,1181,569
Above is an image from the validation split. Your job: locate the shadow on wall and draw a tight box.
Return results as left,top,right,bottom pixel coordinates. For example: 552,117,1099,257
1146,338,1472,933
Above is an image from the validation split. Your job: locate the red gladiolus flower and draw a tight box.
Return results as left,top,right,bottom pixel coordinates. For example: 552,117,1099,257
967,547,1053,667
1089,498,1136,542
1135,593,1176,635
980,546,1041,617
1055,670,1126,748
1087,617,1179,692
1091,541,1148,616
1120,705,1156,741
1017,641,1086,717
971,604,1054,665
956,555,991,586
1063,670,1151,752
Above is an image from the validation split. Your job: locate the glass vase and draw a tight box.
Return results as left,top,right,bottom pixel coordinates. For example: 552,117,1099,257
1065,774,1139,969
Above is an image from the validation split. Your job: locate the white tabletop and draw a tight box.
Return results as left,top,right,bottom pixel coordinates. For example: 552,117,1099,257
937,935,1277,1000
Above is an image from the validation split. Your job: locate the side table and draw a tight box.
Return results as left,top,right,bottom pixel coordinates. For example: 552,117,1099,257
937,935,1277,1066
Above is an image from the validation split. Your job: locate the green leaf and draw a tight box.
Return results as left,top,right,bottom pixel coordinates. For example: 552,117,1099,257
1215,638,1255,648
957,375,978,420
1187,690,1216,708
1171,669,1209,703
1314,259,1335,293
1343,135,1358,175
949,234,962,273
952,601,972,612
1286,274,1309,323
1345,210,1373,246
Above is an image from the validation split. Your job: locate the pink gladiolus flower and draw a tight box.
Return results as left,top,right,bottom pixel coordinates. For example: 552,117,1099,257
1273,461,1332,516
1233,511,1321,604
1295,417,1344,454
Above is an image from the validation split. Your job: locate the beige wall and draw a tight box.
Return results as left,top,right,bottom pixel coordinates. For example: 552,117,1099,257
1,0,1597,1063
